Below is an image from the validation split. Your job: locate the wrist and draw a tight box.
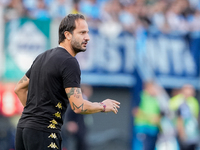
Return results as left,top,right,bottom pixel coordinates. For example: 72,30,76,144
100,102,106,112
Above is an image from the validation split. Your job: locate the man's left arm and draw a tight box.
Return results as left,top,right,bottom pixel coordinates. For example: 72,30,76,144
14,75,29,107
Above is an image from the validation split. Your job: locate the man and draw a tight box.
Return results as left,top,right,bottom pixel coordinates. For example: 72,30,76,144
169,85,199,150
132,81,161,150
14,14,120,150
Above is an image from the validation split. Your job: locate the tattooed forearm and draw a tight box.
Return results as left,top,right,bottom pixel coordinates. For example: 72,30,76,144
76,88,81,94
67,88,75,98
67,88,82,99
19,76,28,84
67,88,86,112
72,102,88,112
74,88,81,98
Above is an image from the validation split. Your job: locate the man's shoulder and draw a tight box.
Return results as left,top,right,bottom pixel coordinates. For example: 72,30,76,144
41,47,72,60
53,47,74,59
36,47,79,68
50,47,80,68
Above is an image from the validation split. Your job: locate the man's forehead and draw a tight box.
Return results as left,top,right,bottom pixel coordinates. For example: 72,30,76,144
75,19,89,30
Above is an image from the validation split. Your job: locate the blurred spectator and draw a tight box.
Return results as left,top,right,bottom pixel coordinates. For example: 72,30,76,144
119,2,136,33
169,84,199,150
135,0,151,30
165,0,189,34
71,0,81,14
189,9,200,32
49,0,72,19
62,84,93,150
103,0,122,23
150,0,169,33
132,81,161,150
79,0,101,20
188,0,200,9
29,0,50,20
22,0,37,12
4,0,26,21
99,0,123,38
79,0,105,28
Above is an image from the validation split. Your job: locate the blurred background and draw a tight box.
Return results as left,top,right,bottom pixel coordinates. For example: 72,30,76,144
0,0,200,150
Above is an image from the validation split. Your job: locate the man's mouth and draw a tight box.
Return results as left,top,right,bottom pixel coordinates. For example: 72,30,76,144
82,42,88,46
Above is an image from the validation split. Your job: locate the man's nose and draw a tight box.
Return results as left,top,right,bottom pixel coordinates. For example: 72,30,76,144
84,33,90,41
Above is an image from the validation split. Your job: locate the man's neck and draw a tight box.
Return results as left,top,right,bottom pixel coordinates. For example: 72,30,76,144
59,43,76,57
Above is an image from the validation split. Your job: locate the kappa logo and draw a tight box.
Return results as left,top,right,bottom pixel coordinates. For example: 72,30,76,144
47,119,58,129
47,124,56,129
56,102,62,109
53,112,61,119
50,119,58,125
48,133,57,139
48,142,58,149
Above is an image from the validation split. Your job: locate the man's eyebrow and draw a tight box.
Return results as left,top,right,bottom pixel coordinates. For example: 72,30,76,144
79,30,89,33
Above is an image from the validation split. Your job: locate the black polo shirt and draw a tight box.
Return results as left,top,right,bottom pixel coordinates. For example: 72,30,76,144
17,47,81,133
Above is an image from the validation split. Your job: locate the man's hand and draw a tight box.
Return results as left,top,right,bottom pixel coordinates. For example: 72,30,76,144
101,99,120,114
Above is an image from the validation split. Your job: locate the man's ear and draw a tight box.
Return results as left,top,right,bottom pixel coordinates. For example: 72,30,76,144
64,31,72,40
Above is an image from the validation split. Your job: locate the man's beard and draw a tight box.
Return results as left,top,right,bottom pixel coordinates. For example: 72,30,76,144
71,39,86,54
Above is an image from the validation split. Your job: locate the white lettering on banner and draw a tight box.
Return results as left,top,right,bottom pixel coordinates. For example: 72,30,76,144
78,33,196,76
103,38,122,72
170,39,184,75
94,34,108,70
123,35,135,73
146,37,170,74
184,50,196,75
146,36,196,75
77,34,136,73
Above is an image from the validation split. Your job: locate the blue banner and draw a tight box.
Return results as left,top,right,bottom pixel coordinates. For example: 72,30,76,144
77,29,200,88
76,31,136,87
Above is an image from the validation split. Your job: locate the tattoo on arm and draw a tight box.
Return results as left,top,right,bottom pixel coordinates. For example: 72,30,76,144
67,88,75,98
76,88,81,94
19,76,28,84
72,102,88,112
67,88,86,112
67,88,81,99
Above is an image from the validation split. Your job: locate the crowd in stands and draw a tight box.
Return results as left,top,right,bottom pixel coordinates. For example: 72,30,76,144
1,0,200,35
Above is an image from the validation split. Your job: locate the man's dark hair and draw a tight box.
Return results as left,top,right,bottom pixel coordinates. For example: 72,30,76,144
58,14,85,44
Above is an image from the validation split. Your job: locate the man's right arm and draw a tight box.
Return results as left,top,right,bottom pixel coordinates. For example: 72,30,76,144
65,87,120,114
14,75,29,107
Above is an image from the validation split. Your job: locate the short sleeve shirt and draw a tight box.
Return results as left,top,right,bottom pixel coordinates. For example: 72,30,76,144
17,47,81,133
